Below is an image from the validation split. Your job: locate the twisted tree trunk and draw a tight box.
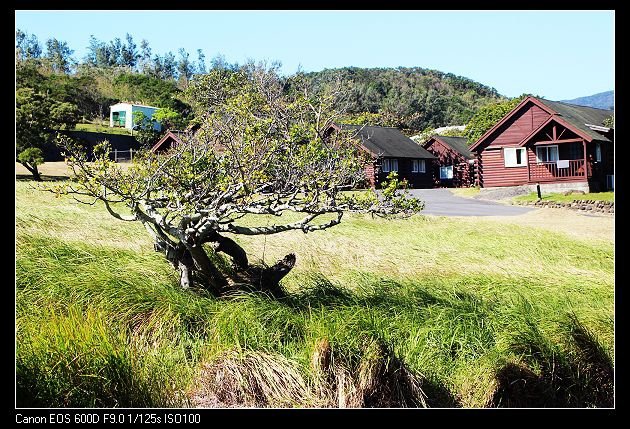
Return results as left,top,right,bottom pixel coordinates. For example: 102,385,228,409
155,231,295,297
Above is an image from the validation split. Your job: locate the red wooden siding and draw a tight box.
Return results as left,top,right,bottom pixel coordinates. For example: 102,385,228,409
364,163,376,188
478,149,530,187
485,103,550,148
424,139,473,187
477,102,551,187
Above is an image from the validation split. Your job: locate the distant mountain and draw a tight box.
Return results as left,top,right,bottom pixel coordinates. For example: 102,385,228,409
561,90,613,110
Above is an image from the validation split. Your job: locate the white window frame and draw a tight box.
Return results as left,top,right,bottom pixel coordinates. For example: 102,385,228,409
504,147,528,167
535,145,559,163
382,158,398,173
412,159,425,173
607,174,614,190
440,165,453,179
595,142,602,162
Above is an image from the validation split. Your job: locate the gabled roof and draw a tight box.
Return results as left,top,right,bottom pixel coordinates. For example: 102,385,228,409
468,97,535,152
536,98,612,142
469,96,612,151
426,135,475,160
151,129,184,153
338,124,436,159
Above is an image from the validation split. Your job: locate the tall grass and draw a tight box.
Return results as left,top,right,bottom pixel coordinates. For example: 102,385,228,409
15,181,614,407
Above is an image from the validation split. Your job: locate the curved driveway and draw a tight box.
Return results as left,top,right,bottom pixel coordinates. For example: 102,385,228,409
407,189,534,217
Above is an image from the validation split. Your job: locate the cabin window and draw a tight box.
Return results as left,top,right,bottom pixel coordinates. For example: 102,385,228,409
412,159,425,173
536,145,559,163
440,165,453,179
504,147,527,167
567,143,581,160
112,111,126,127
595,142,602,162
382,159,398,173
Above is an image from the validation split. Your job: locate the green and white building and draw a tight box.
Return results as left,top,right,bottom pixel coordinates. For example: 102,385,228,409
109,102,162,131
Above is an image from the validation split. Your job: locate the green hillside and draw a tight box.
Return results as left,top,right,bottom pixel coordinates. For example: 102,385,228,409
305,67,504,132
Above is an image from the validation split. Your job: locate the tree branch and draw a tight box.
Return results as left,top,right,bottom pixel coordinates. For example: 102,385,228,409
220,211,343,235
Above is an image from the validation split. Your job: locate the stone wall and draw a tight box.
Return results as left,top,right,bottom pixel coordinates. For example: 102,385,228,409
516,199,614,214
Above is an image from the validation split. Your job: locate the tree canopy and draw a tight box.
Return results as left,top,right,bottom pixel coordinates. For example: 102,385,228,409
304,67,503,133
55,63,423,296
16,28,508,137
602,115,614,128
16,87,79,180
463,95,527,145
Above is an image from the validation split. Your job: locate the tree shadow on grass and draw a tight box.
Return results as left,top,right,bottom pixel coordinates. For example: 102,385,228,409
16,174,70,182
279,273,446,311
491,314,614,408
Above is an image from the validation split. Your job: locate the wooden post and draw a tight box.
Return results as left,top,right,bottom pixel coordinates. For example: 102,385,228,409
130,148,133,162
536,183,542,200
582,139,587,177
527,147,531,183
114,149,118,162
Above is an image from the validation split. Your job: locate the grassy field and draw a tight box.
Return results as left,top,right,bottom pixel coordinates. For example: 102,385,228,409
15,181,614,408
514,191,614,203
74,122,133,135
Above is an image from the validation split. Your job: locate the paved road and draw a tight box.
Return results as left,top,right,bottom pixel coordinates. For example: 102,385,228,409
407,189,534,217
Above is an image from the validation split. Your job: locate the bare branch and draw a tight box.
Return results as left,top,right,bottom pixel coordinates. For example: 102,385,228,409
220,211,343,235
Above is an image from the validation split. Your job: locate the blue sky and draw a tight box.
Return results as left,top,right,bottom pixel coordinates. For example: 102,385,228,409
15,10,614,101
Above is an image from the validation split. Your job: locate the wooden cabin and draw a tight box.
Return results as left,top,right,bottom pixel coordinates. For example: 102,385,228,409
469,96,614,192
330,124,436,189
422,135,475,187
150,130,184,153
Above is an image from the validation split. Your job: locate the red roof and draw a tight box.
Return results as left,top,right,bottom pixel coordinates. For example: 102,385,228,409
469,96,611,152
150,130,184,153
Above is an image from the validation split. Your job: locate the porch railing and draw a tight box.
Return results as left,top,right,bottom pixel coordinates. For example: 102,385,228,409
529,159,591,181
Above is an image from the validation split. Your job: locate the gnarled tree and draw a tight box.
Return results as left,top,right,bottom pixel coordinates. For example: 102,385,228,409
55,63,423,297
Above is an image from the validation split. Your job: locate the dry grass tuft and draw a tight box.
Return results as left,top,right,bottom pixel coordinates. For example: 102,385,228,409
190,340,428,408
190,350,317,408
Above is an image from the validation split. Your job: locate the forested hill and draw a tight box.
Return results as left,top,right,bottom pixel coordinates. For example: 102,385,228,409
304,67,505,132
16,28,506,136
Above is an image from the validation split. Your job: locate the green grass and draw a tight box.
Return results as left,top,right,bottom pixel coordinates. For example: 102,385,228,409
513,191,614,203
15,181,614,407
74,122,132,136
449,187,481,198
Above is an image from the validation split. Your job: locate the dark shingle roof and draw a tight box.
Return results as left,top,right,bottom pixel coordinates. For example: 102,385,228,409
339,124,436,159
537,98,613,142
432,136,475,160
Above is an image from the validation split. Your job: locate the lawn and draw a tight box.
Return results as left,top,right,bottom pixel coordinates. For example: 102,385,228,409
15,181,614,408
513,191,614,203
74,122,133,136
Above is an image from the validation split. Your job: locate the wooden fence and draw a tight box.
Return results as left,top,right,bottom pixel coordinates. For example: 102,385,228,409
111,149,135,162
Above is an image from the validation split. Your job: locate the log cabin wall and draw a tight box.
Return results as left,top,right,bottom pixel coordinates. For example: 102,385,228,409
364,162,376,188
477,102,551,187
424,138,474,187
374,157,434,189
